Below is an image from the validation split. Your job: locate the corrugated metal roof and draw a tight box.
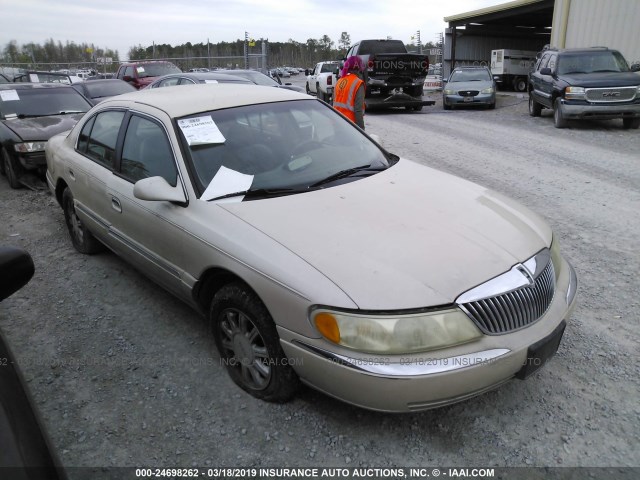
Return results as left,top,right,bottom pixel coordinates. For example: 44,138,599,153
445,0,546,22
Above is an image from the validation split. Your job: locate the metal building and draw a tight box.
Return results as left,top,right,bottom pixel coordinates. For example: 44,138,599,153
443,0,640,78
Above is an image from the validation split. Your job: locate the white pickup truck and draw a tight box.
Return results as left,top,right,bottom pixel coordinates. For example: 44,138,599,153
305,61,340,102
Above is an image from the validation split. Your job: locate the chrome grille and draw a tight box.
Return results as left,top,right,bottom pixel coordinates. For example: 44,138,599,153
458,254,555,335
585,86,637,103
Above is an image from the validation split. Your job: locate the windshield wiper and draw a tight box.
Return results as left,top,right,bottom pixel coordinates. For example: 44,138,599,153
207,187,308,202
58,110,86,115
310,164,387,188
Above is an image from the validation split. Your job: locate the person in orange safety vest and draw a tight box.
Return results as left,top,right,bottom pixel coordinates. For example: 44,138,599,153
333,56,366,129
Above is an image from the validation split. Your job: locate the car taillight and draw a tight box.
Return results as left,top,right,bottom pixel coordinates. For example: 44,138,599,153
327,76,332,86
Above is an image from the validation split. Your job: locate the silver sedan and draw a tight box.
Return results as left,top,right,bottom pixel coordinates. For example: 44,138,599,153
46,84,576,412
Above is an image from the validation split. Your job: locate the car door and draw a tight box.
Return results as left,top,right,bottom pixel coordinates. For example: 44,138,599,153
103,111,189,296
531,53,555,108
71,109,126,245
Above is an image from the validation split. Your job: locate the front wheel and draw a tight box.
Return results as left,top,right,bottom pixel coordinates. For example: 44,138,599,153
622,118,640,129
62,188,104,254
553,98,568,128
2,148,22,189
529,94,542,117
305,83,311,95
210,283,299,402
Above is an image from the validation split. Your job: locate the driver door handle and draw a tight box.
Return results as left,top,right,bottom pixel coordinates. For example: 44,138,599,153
111,196,122,213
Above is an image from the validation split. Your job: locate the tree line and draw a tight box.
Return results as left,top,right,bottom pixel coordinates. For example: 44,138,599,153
2,33,437,71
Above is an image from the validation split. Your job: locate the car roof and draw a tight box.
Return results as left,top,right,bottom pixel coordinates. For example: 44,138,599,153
154,72,252,82
101,83,309,118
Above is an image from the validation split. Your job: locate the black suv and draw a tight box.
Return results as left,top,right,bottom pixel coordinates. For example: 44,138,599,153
528,47,640,129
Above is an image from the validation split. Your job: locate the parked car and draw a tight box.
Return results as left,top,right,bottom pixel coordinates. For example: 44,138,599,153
13,71,82,85
423,65,443,92
0,246,67,479
443,66,496,110
46,84,577,412
1,83,92,188
528,47,640,129
115,61,182,89
215,69,305,93
71,79,136,105
87,73,115,80
145,72,252,89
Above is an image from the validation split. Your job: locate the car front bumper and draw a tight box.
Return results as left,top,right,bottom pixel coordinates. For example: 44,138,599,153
444,93,495,106
278,256,577,413
559,99,640,120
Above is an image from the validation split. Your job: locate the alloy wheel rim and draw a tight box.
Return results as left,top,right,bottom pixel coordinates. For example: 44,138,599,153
219,308,271,390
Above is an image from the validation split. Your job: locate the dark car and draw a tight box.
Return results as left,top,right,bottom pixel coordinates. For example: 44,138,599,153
71,79,136,105
0,246,67,479
528,47,640,128
215,69,305,93
0,83,92,189
116,61,182,89
145,71,252,89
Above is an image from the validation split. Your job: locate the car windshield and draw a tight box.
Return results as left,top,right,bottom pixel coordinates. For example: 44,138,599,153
320,64,338,73
224,71,277,86
449,69,491,82
82,81,135,98
178,99,390,199
557,51,630,74
137,63,181,78
15,72,73,84
0,88,91,119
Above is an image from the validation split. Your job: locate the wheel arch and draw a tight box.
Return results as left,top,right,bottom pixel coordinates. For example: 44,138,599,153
193,267,260,315
54,178,69,207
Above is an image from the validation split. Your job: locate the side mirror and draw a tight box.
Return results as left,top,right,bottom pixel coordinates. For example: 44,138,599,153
540,67,552,76
134,176,186,203
0,246,34,302
304,69,310,76
631,63,640,72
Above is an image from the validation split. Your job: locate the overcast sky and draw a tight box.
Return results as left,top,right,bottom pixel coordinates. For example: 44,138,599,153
3,0,501,59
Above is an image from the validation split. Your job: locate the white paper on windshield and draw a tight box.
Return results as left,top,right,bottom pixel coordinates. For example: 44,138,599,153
29,74,39,82
136,66,145,73
0,90,20,101
204,79,218,84
201,166,254,202
177,115,226,146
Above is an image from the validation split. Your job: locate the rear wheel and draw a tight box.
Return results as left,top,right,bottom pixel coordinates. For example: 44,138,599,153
210,283,299,402
553,98,568,128
513,77,527,92
622,118,640,129
62,188,104,254
529,94,542,117
305,83,311,94
2,148,22,189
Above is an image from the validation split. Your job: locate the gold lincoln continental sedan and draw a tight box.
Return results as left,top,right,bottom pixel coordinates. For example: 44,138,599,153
46,84,577,412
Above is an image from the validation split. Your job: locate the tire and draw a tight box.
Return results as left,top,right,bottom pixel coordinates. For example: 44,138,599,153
3,148,22,189
443,99,451,111
305,83,310,95
487,102,496,110
62,188,104,254
514,77,527,92
529,94,542,117
316,84,326,102
622,118,640,129
412,105,423,112
553,98,568,128
210,283,300,403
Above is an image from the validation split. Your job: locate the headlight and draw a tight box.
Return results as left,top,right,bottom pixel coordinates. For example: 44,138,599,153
312,308,482,354
481,87,495,94
444,89,456,95
550,236,562,280
14,142,47,153
565,86,586,100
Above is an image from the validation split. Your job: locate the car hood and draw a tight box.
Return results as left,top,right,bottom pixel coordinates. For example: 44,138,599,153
2,114,85,141
561,72,640,87
446,80,493,91
220,160,551,310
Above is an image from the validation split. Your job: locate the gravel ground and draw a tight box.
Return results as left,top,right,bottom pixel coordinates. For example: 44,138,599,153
1,80,639,476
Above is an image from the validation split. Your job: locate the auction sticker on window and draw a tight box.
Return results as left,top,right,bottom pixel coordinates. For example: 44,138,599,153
0,90,20,101
178,115,226,146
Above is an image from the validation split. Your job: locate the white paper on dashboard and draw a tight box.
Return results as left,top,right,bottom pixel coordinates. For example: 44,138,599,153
201,166,254,202
29,74,39,82
0,90,20,101
177,115,226,146
204,80,218,84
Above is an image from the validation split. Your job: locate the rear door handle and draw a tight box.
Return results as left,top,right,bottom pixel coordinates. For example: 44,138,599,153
68,169,75,180
111,196,122,213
